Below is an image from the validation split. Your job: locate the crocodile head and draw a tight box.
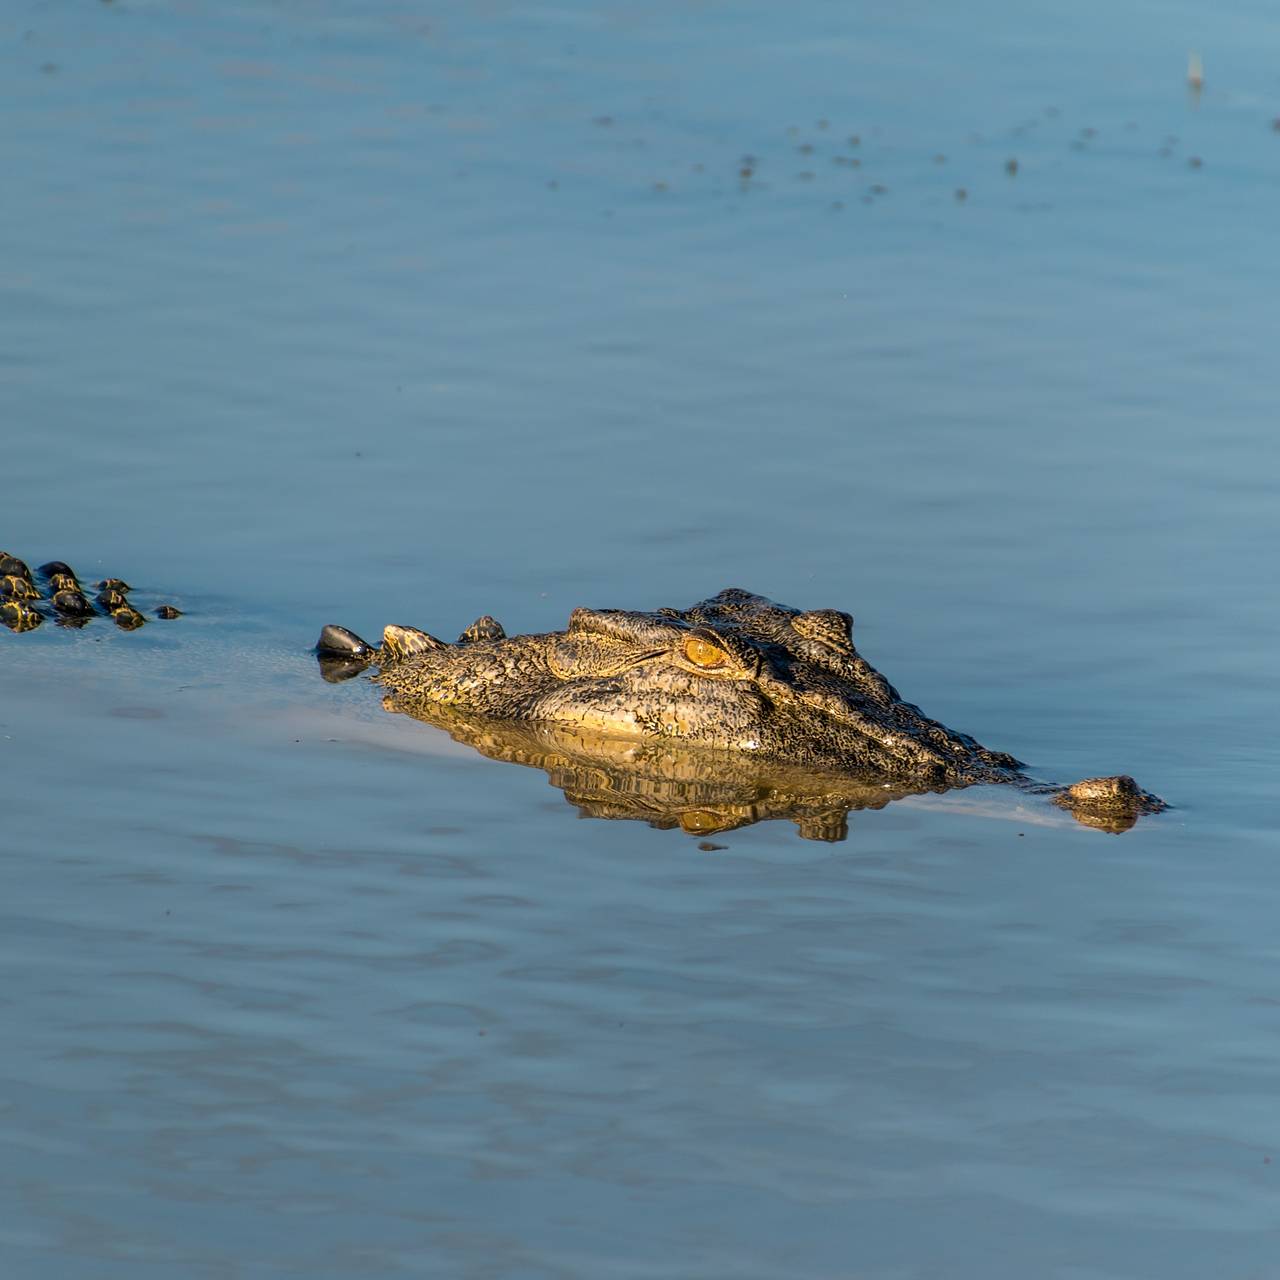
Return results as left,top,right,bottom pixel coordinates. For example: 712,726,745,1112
336,588,1023,782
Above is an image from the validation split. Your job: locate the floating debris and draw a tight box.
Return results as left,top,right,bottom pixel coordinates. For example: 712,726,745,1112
1188,51,1204,90
1005,157,1019,175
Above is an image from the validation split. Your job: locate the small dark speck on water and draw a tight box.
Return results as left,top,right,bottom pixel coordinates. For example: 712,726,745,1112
698,841,727,852
1188,155,1203,168
1005,158,1019,175
1272,117,1280,131
955,188,968,201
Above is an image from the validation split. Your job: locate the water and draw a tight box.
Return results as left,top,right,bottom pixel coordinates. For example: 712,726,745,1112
3,1,1278,1275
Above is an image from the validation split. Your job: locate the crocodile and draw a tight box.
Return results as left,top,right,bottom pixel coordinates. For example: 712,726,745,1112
0,553,182,632
317,587,1165,834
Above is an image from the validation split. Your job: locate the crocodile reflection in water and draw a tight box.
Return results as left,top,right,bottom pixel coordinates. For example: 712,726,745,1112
381,698,949,842
318,587,1166,835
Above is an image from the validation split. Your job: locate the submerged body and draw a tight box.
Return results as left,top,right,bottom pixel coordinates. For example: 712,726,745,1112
318,588,1165,832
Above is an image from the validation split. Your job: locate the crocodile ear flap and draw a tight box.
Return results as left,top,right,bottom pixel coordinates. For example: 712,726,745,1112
382,624,448,660
792,609,855,653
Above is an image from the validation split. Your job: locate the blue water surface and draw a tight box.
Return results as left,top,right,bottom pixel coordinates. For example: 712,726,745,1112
3,1,1279,1276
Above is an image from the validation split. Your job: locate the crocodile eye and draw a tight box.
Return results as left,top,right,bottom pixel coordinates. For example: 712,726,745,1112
683,636,729,669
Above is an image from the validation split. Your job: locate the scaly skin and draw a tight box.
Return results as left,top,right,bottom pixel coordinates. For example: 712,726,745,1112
0,553,182,631
318,587,1166,832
